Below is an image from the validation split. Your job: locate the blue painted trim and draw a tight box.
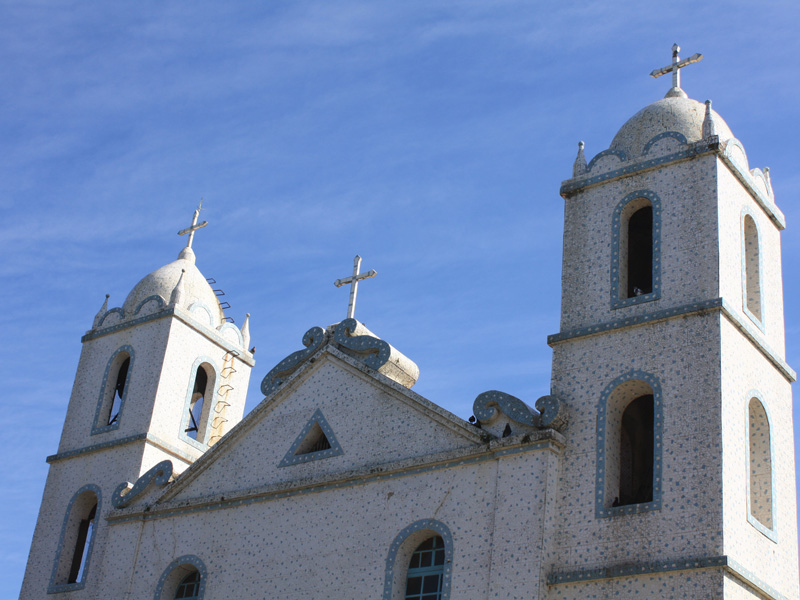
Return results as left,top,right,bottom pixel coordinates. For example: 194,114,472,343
154,555,207,600
549,298,722,345
47,484,101,594
81,306,255,367
745,391,777,542
261,326,329,396
548,555,727,585
277,408,344,467
96,307,125,328
561,143,716,195
547,555,789,600
112,460,173,509
740,208,766,332
586,149,628,172
610,190,662,309
595,370,663,518
47,433,197,465
179,357,221,450
217,322,244,347
187,301,215,326
642,131,688,155
107,438,562,524
383,519,453,600
91,345,134,435
133,294,166,316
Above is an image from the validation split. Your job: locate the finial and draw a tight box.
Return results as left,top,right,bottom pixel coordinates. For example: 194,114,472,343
92,294,110,329
650,44,703,98
170,269,186,306
572,141,587,177
764,167,773,196
242,313,251,350
177,199,208,258
702,99,717,139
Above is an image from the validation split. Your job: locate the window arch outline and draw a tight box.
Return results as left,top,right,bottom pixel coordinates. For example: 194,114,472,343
610,190,662,309
595,370,663,518
383,519,453,600
91,345,134,435
179,356,220,449
154,555,207,600
741,208,766,331
745,390,777,542
48,484,102,593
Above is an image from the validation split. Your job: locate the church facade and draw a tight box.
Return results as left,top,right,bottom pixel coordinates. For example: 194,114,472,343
20,49,799,599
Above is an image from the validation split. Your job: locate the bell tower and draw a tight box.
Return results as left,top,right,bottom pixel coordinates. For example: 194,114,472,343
20,208,255,597
545,47,798,599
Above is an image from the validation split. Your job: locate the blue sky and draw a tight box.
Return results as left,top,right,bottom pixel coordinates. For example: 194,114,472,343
4,1,800,592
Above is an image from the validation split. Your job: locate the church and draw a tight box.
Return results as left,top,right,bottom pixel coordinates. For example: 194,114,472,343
20,46,799,599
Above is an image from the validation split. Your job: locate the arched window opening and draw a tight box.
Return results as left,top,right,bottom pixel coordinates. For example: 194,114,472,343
743,214,763,322
748,398,773,530
106,357,130,426
184,363,215,444
626,206,653,298
155,556,206,600
405,536,445,600
175,570,201,600
618,395,654,506
50,486,101,592
68,502,96,584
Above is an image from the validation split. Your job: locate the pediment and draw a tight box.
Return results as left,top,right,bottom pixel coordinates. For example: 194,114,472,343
157,346,484,505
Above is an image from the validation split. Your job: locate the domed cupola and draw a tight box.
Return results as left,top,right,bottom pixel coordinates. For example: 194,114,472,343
120,246,225,327
608,95,733,161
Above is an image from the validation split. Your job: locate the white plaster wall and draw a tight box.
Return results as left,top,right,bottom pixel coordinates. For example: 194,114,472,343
547,569,723,599
720,318,799,600
149,317,251,449
560,155,720,331
174,356,477,501
717,164,787,353
549,314,724,570
91,449,557,600
58,319,172,452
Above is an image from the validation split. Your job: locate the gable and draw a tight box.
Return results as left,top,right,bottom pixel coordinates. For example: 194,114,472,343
162,348,482,503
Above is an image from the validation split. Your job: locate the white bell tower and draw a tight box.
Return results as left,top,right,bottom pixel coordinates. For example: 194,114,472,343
20,208,254,597
545,46,799,599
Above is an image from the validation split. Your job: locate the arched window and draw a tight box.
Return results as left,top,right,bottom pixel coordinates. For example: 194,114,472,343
743,213,763,324
619,395,654,506
175,571,201,599
92,346,134,434
596,371,663,517
747,396,775,538
154,556,207,600
384,520,453,600
405,536,445,600
181,360,217,446
626,206,653,298
49,485,101,593
611,191,661,308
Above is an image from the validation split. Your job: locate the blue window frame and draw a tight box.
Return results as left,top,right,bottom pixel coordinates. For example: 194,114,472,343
405,536,445,600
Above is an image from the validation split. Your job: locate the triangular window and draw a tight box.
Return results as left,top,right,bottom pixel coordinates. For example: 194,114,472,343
278,409,343,467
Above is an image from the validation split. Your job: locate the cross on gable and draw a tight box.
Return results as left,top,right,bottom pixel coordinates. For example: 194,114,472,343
178,199,208,249
649,44,703,94
333,255,377,320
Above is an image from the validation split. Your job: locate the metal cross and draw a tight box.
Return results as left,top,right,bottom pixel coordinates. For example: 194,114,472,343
178,199,208,249
649,44,703,91
334,255,377,320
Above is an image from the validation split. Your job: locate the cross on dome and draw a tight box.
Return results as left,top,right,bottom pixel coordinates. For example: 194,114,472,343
333,255,377,320
178,199,208,249
649,44,703,97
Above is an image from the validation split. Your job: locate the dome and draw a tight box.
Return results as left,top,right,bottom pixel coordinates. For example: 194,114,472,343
122,247,225,325
610,95,733,160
